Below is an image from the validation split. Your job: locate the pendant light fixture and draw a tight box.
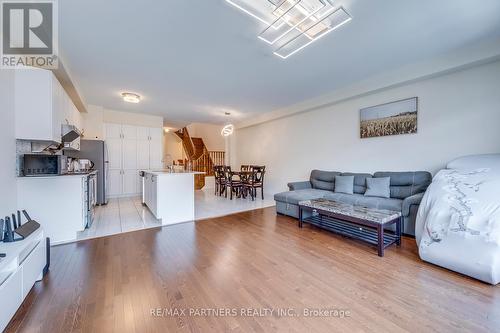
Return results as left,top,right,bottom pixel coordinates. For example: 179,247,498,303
221,112,234,137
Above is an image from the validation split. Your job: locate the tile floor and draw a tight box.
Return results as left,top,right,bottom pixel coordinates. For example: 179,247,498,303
76,188,275,242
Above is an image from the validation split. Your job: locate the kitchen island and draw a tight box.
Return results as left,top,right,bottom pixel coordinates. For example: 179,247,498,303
141,170,204,224
16,171,97,244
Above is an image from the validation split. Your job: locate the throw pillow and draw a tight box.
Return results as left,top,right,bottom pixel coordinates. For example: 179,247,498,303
364,177,391,198
334,175,354,194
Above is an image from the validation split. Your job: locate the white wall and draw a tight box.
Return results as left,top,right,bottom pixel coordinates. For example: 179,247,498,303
81,104,163,139
233,60,500,194
164,131,184,165
81,104,104,139
0,71,17,214
187,123,225,151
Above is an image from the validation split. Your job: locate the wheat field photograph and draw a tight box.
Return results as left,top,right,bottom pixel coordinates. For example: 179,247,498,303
360,97,418,138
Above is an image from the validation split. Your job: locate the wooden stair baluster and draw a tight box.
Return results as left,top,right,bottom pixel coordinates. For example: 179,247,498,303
176,127,225,190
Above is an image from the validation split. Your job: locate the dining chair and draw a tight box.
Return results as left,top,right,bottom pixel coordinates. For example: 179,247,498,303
221,166,231,198
213,166,226,196
239,171,253,199
244,166,265,200
225,168,242,200
240,165,251,172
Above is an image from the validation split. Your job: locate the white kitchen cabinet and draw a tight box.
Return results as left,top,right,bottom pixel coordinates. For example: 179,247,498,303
62,87,71,125
107,169,123,197
122,124,137,139
14,68,81,142
149,127,164,169
21,239,46,298
0,268,23,333
0,229,46,332
106,137,122,170
105,123,122,139
150,175,158,216
137,139,151,170
137,126,150,140
136,126,164,170
143,173,158,217
122,138,137,170
137,126,151,170
141,171,198,222
105,123,163,198
73,102,82,129
17,175,88,243
105,124,123,197
123,170,138,195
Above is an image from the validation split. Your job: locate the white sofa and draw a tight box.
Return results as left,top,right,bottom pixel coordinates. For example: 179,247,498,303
416,154,500,284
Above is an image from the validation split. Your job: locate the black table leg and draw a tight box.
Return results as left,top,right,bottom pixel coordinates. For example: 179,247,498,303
299,207,303,228
396,217,402,246
377,226,384,257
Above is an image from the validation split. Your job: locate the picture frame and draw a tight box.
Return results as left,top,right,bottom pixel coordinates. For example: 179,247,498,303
360,97,418,138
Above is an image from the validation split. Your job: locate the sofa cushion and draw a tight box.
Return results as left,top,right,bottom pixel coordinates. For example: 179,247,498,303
274,189,331,205
310,170,340,191
341,172,372,194
374,171,432,199
323,193,403,212
334,175,354,194
364,177,391,198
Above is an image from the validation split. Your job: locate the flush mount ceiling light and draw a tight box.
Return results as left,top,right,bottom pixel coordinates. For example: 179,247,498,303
225,0,352,59
121,92,141,103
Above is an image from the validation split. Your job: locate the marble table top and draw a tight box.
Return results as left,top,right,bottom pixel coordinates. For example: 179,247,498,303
299,198,401,224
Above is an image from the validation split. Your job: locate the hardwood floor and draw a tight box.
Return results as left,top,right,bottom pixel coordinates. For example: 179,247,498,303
6,207,500,332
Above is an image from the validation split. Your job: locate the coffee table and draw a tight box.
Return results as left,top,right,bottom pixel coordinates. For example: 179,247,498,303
298,199,402,257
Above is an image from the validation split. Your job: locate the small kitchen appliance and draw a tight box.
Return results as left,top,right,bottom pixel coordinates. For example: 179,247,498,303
23,154,68,176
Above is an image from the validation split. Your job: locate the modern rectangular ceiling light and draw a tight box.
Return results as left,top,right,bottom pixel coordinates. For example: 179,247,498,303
258,0,327,45
273,6,352,59
225,0,352,59
225,0,286,26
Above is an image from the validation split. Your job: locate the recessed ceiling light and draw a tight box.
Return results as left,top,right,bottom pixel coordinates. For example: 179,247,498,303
121,92,141,103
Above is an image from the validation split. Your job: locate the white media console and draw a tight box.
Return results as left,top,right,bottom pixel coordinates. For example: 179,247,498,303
0,228,46,331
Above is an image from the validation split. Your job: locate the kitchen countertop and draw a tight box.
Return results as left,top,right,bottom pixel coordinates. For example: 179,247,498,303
18,170,98,179
141,170,205,176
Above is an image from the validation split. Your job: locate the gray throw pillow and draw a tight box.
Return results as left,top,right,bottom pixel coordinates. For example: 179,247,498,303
364,177,391,198
334,175,354,194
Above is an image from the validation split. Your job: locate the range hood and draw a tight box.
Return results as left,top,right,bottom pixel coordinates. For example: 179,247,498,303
61,124,81,151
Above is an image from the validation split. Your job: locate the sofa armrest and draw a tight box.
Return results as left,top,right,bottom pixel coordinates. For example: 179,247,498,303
402,192,425,217
287,181,312,191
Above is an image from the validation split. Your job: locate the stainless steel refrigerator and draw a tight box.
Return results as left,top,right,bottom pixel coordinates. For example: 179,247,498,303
66,140,108,205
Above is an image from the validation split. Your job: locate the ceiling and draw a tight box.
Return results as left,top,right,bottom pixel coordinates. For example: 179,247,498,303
59,0,500,125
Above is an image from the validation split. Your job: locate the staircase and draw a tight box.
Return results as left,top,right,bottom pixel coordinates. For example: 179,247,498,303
175,127,225,190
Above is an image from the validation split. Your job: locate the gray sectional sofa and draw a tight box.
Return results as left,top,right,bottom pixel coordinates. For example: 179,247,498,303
274,170,432,236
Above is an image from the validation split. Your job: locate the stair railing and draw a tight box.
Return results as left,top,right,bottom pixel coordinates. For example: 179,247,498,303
209,151,225,167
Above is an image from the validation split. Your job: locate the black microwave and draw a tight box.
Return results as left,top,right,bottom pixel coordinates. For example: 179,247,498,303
23,154,68,176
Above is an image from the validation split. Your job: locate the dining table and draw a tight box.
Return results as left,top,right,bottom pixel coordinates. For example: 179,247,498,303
231,171,254,198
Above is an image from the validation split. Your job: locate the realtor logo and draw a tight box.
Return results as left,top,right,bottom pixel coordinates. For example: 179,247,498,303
1,0,58,68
